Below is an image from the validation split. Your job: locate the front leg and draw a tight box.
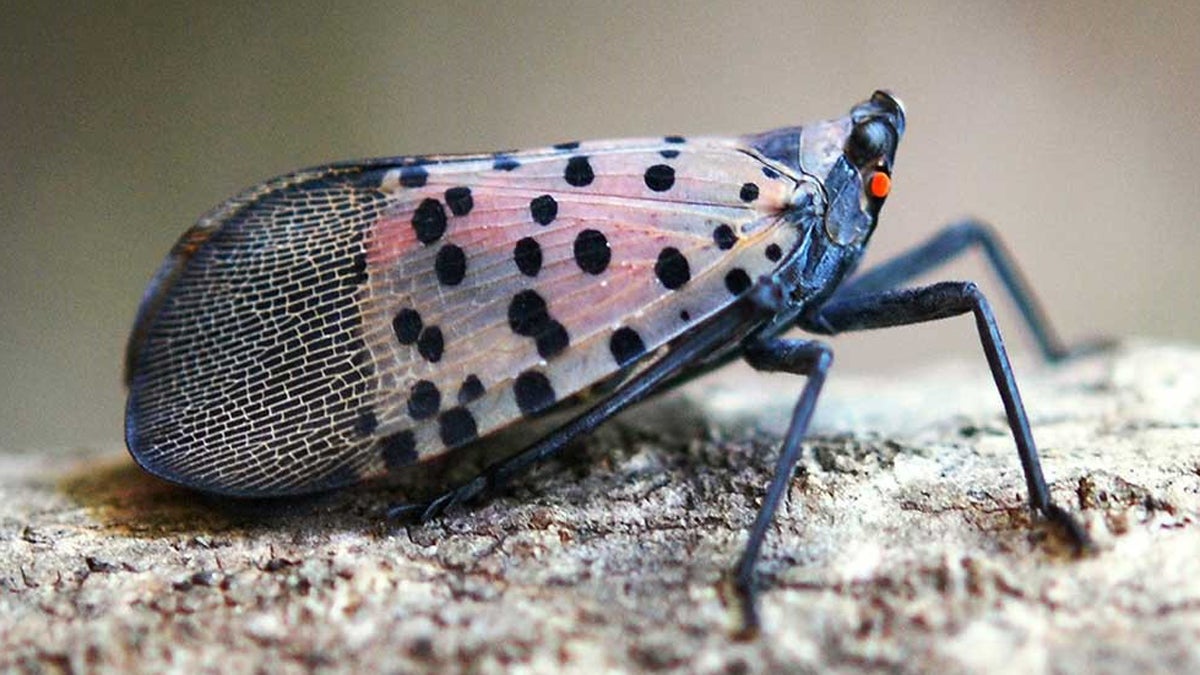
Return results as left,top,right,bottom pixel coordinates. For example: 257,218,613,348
834,220,1107,361
810,281,1090,550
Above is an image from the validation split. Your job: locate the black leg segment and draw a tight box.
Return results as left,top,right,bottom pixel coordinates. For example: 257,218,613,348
813,281,1089,548
730,337,833,638
834,220,1104,362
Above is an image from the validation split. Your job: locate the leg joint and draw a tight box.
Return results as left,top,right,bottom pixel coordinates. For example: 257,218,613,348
946,218,997,245
742,338,833,375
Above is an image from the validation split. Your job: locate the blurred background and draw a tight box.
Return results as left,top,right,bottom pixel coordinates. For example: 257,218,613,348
2,2,1197,451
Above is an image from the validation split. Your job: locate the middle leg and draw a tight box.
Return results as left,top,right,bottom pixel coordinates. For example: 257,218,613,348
729,337,833,638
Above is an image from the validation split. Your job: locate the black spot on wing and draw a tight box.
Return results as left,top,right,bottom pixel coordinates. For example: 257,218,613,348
514,370,556,416
609,327,646,368
508,290,552,337
644,164,675,192
411,198,447,244
514,237,542,277
381,430,418,469
713,224,737,250
655,247,690,290
408,380,441,420
392,308,422,345
508,289,569,360
564,156,594,187
434,244,467,286
444,186,473,216
725,268,752,295
573,229,610,275
438,407,478,446
458,374,484,405
536,321,569,359
530,195,557,225
417,326,444,363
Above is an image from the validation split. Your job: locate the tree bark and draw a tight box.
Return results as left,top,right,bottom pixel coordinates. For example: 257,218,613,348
3,340,1198,673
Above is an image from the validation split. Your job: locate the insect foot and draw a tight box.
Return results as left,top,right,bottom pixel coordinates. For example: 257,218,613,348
1040,502,1094,554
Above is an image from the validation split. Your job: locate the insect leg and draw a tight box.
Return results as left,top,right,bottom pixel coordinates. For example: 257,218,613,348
658,220,1103,396
730,337,833,638
835,220,1106,361
811,281,1090,550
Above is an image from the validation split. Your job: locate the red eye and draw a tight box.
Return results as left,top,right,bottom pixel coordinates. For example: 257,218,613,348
867,171,891,199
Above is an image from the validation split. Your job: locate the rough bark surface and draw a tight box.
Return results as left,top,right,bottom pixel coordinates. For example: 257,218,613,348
3,340,1198,674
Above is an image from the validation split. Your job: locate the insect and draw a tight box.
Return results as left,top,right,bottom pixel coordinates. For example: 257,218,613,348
125,91,1092,635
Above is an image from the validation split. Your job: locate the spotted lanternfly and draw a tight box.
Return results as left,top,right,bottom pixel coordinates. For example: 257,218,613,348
125,91,1093,636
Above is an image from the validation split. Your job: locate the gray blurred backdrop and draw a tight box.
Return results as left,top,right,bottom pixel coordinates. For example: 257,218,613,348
2,2,1198,451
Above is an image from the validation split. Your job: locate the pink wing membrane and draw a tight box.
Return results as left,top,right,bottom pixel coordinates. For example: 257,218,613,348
357,137,803,480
